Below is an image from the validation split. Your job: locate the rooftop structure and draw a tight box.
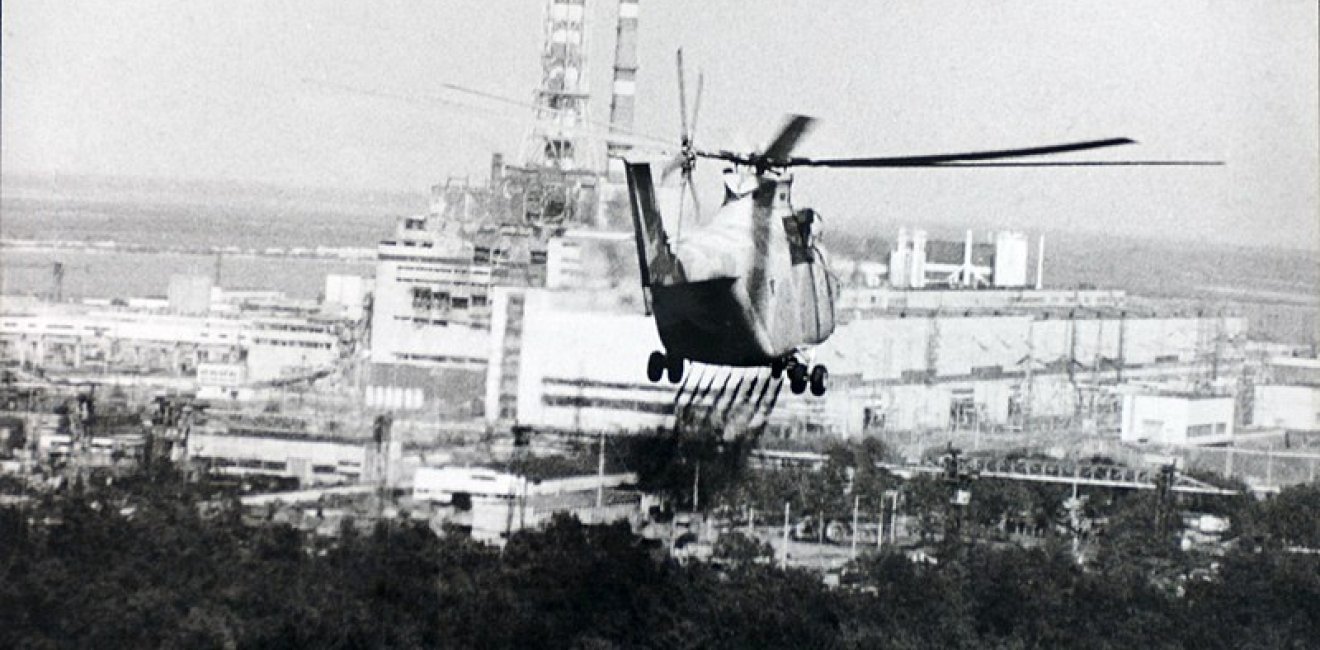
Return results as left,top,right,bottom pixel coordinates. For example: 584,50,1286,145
1120,391,1235,446
889,228,1037,289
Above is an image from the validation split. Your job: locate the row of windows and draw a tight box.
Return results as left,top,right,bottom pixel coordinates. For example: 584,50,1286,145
398,264,494,278
1187,423,1228,438
393,352,485,366
255,323,328,334
252,338,332,349
410,287,489,310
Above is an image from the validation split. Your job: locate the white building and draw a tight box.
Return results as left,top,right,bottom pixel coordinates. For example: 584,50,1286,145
992,231,1030,288
1120,392,1236,446
1252,385,1320,430
365,212,555,416
168,274,212,315
244,318,338,382
323,274,372,321
188,430,399,486
0,306,338,384
483,286,1247,437
888,228,1034,289
413,465,641,545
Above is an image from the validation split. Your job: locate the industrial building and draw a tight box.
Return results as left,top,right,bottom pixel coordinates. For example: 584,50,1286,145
362,0,645,418
889,228,1036,289
0,304,339,385
413,464,642,545
1120,390,1236,446
483,285,1248,438
1251,355,1320,431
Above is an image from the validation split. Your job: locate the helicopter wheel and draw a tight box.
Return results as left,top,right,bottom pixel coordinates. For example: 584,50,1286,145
666,355,685,384
788,364,808,395
646,351,665,383
770,358,786,379
809,365,828,397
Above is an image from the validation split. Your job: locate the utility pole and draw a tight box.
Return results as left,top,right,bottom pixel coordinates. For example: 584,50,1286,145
891,491,901,545
692,460,700,512
781,501,791,569
596,430,605,511
851,495,860,560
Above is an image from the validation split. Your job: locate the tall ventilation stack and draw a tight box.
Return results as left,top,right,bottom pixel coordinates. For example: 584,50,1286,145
606,0,639,183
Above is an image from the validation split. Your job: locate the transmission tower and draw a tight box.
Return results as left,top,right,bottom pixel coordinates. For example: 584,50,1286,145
522,0,598,173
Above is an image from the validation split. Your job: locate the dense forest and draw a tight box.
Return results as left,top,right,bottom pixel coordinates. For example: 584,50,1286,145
3,461,1318,649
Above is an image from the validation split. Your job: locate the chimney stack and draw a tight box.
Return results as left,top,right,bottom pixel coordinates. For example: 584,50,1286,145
606,0,640,181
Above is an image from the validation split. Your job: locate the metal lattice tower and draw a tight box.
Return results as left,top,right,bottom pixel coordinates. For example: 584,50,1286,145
522,0,598,173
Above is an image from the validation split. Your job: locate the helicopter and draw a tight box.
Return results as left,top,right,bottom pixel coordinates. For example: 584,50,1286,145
626,51,1219,397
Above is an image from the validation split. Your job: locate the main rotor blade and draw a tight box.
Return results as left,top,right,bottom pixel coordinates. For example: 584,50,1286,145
763,114,816,162
788,137,1140,168
910,160,1224,167
437,80,675,147
685,175,702,218
676,49,689,142
305,77,676,151
691,72,704,143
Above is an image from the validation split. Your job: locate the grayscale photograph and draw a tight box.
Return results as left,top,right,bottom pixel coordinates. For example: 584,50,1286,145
1,1,1317,647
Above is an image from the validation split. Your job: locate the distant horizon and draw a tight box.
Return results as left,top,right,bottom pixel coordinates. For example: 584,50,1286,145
3,168,1317,257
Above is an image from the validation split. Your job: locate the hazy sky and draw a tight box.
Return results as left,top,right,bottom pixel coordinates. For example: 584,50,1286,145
3,0,1317,250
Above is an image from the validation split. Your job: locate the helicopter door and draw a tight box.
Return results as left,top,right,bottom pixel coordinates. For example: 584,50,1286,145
807,244,836,343
782,209,816,265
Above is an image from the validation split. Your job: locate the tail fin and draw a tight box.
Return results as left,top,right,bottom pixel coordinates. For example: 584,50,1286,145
624,161,684,288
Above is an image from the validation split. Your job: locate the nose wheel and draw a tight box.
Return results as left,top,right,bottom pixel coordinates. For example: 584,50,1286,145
647,350,685,384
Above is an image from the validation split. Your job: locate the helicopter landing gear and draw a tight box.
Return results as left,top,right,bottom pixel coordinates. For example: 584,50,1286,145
784,359,828,397
666,354,685,384
788,363,808,395
770,358,786,379
809,364,829,397
647,351,665,383
647,350,685,384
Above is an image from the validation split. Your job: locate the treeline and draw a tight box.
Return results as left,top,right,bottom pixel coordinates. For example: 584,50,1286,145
2,473,1318,648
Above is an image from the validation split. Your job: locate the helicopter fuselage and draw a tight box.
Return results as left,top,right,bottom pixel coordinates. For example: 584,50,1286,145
625,161,836,368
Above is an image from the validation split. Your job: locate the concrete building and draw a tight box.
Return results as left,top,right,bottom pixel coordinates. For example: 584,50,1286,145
992,231,1030,288
1247,356,1320,431
244,318,338,382
1120,391,1236,446
168,274,212,315
322,274,371,321
187,429,400,487
365,209,553,416
1252,385,1320,430
836,287,1128,320
0,305,338,385
484,286,1248,438
1264,355,1320,387
413,465,641,545
888,228,1035,289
